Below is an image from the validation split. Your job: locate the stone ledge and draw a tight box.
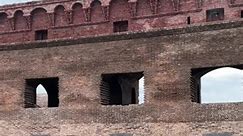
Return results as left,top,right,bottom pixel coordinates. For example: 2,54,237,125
0,20,242,51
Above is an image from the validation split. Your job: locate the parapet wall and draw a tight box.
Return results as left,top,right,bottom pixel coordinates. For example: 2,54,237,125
0,0,243,44
0,21,243,135
1,1,243,135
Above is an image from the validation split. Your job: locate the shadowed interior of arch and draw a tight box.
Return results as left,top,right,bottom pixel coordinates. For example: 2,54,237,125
24,77,59,108
100,72,144,105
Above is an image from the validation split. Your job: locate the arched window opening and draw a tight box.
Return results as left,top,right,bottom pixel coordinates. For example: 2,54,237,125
72,3,85,24
138,76,145,104
31,8,49,29
14,10,27,30
0,12,8,32
100,72,144,105
0,12,7,24
109,0,129,20
24,77,59,108
54,5,68,26
90,0,105,22
36,84,48,107
191,67,243,104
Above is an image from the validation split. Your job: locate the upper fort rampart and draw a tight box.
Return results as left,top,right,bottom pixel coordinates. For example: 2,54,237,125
0,0,242,44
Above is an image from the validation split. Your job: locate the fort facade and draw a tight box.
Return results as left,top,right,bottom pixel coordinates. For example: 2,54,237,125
0,0,242,43
0,0,243,136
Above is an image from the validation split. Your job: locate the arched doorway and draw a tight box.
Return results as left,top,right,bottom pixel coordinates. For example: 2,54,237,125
201,67,243,103
36,84,48,107
24,77,59,108
191,66,243,104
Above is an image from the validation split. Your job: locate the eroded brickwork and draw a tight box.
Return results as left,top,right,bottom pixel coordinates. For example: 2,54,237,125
1,0,243,136
0,0,243,44
0,21,242,135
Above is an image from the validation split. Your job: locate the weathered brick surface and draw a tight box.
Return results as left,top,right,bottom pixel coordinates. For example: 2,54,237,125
0,0,243,44
1,0,243,135
0,120,243,136
0,21,242,135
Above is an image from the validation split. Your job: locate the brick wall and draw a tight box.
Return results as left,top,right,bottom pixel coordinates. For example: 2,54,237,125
0,0,243,135
0,21,242,135
0,0,242,44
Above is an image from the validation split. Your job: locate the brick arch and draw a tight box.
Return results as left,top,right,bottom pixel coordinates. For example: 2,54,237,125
157,0,174,14
36,84,48,107
13,10,23,16
54,5,68,26
90,0,105,22
199,67,243,103
72,3,85,24
31,8,49,29
137,0,153,16
71,2,83,9
107,0,134,4
25,77,59,108
87,0,105,7
109,0,130,20
14,10,28,30
30,7,48,14
0,12,9,32
191,65,243,103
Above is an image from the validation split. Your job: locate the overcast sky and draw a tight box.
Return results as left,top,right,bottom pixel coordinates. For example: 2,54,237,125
201,67,243,103
0,0,39,5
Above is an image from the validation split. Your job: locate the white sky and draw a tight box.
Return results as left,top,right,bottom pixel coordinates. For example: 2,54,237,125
36,84,47,94
139,77,144,104
201,67,243,104
0,0,39,5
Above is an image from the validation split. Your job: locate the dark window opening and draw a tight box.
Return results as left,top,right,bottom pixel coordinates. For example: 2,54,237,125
241,10,243,18
0,13,7,25
206,8,224,22
35,30,48,41
24,77,59,108
131,88,136,104
100,72,144,105
191,65,243,104
113,21,128,33
187,16,191,24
